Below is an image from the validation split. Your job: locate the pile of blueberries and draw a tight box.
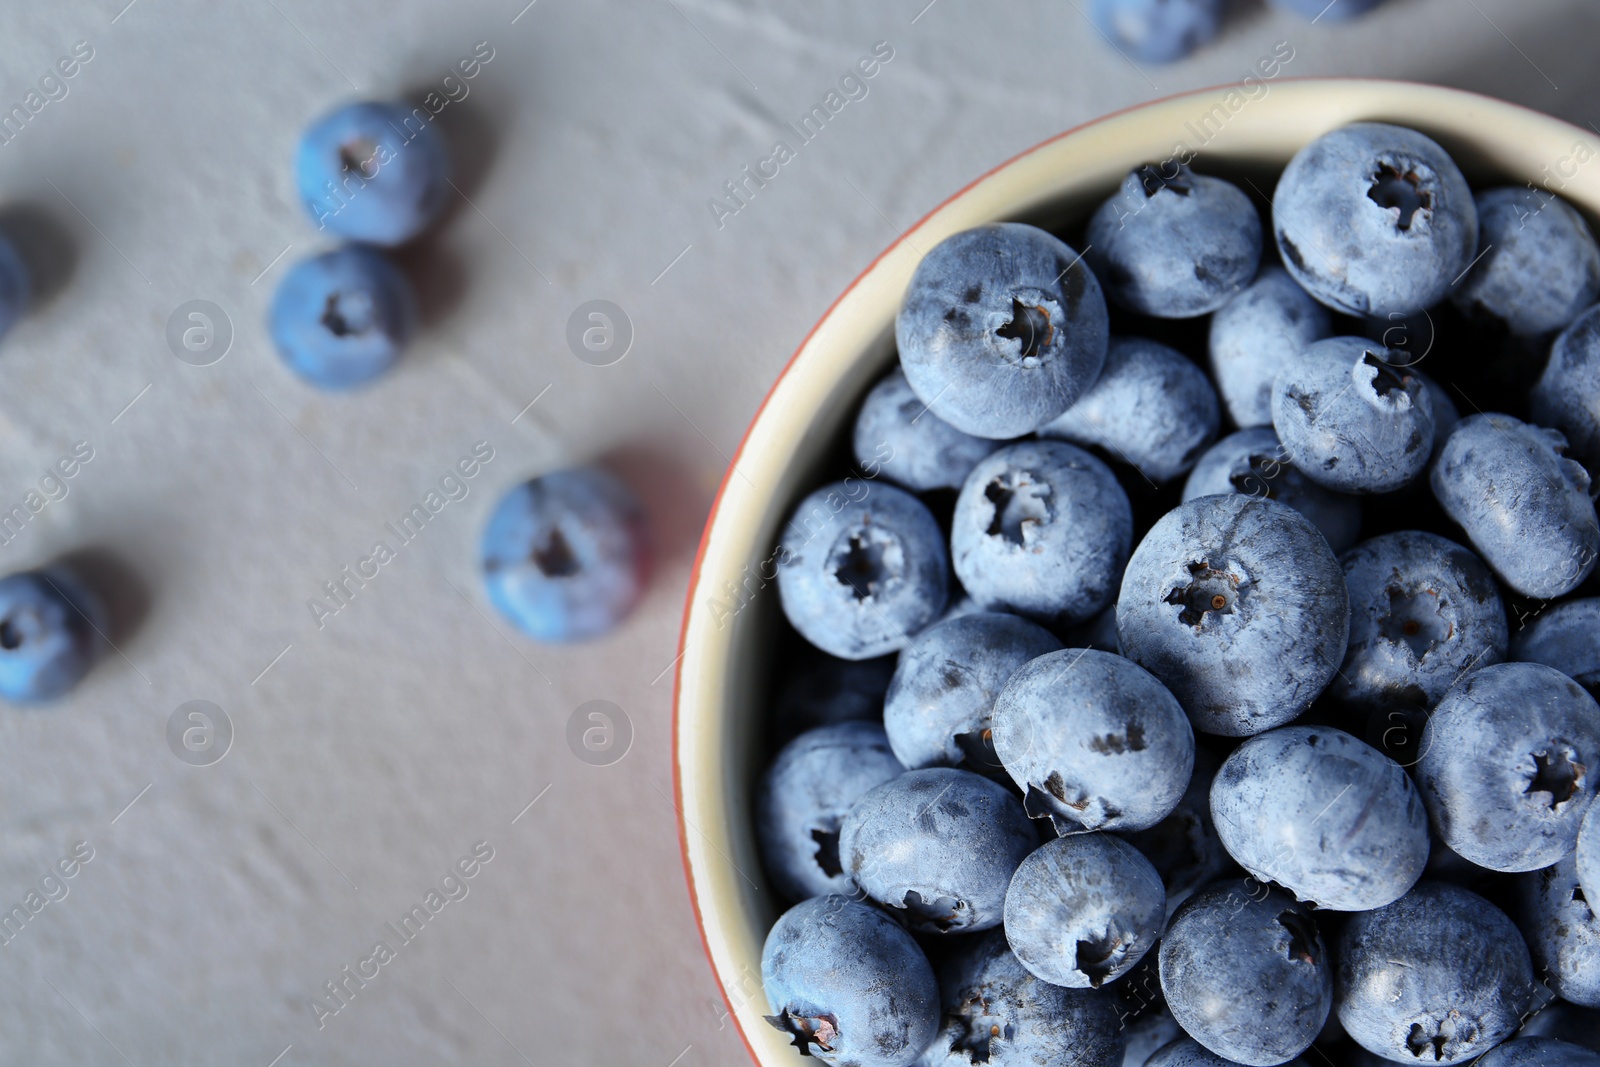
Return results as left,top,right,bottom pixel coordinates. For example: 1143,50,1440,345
1091,0,1386,66
755,122,1600,1067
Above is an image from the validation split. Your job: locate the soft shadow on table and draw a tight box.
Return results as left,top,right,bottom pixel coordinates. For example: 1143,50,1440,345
55,546,151,648
0,202,76,309
604,440,718,573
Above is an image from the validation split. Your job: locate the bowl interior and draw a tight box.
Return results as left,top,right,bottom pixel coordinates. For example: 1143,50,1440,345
674,78,1600,1066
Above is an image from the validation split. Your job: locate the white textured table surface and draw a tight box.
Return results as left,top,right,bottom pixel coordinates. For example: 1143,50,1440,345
0,1,1593,1063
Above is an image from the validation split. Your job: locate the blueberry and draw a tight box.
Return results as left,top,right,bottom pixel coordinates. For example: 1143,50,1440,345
1158,880,1331,1066
1432,414,1599,598
921,928,1126,1067
1039,336,1220,482
1088,0,1223,64
1513,598,1600,697
1335,531,1508,714
1208,266,1333,429
776,481,948,660
1420,661,1600,872
0,230,30,342
757,722,905,903
1269,0,1385,18
1212,726,1429,910
1119,747,1231,916
1273,123,1477,317
1516,1003,1600,1052
481,467,647,642
1514,852,1600,1008
1270,336,1435,493
1532,304,1600,475
1478,1038,1600,1067
1003,833,1165,989
991,648,1194,835
1147,1039,1308,1067
1337,882,1534,1066
883,612,1061,774
1123,1012,1185,1067
1453,189,1600,338
952,440,1132,626
838,767,1035,934
761,894,938,1067
1182,427,1362,554
1117,494,1350,736
1581,804,1600,911
896,223,1109,439
0,568,105,703
772,648,896,740
269,246,417,389
1086,164,1262,318
852,368,1003,492
295,100,449,246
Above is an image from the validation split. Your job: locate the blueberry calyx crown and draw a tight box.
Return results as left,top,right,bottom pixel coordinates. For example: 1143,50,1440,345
994,297,1055,361
1164,560,1239,627
764,1010,839,1056
1367,162,1432,232
1524,747,1585,810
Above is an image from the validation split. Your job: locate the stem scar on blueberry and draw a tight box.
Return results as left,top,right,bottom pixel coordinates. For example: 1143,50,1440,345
321,291,374,337
1525,748,1584,809
1367,162,1432,231
764,1010,839,1056
984,473,1053,546
1362,350,1415,398
338,137,381,179
994,298,1055,360
832,529,898,601
1136,163,1193,197
1165,561,1239,627
532,527,581,577
1074,925,1130,988
1275,909,1319,966
0,615,24,649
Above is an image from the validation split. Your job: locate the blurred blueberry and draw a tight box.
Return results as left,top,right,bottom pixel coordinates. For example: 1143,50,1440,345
1514,852,1600,1008
761,894,938,1067
883,612,1061,774
1432,414,1599,599
1212,726,1430,910
756,722,904,903
1208,265,1332,428
992,648,1194,835
1420,661,1599,872
952,440,1132,626
1119,747,1231,916
921,928,1125,1067
896,223,1109,439
269,246,417,389
1335,531,1507,713
1159,880,1331,1066
852,367,1003,492
1271,337,1435,493
772,647,895,740
1532,304,1600,475
481,467,646,642
1273,122,1477,317
839,767,1034,934
0,568,104,703
1004,833,1165,989
0,230,30,342
1089,0,1223,64
1148,1039,1308,1067
1337,882,1534,1065
1479,1039,1600,1067
1039,336,1220,482
295,100,449,246
1269,0,1385,19
1117,494,1350,736
1182,427,1362,553
776,481,948,660
1453,189,1600,338
1087,164,1261,318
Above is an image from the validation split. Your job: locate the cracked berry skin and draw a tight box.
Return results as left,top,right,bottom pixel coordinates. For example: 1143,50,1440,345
1003,833,1165,990
1208,265,1333,429
1337,882,1534,1066
1335,531,1508,715
295,100,449,246
1212,726,1430,911
1087,0,1223,64
1039,336,1220,483
991,648,1194,836
1478,1038,1600,1067
1117,494,1350,736
952,440,1132,627
1086,164,1262,318
1513,598,1600,698
269,246,417,389
1431,414,1599,599
1453,190,1600,339
1532,304,1600,477
776,481,949,660
852,368,1004,493
1513,852,1600,1008
1271,337,1436,494
896,223,1109,439
760,894,938,1067
883,612,1061,774
1581,805,1600,914
1269,0,1384,19
756,722,905,904
1158,880,1331,1066
1419,661,1600,873
481,468,646,643
921,928,1125,1067
838,768,1034,935
0,568,105,703
1120,747,1231,917
1272,122,1477,318
1183,427,1362,554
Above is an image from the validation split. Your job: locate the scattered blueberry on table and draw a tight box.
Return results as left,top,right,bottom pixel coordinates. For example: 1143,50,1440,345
269,245,418,389
295,100,450,246
0,568,104,703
